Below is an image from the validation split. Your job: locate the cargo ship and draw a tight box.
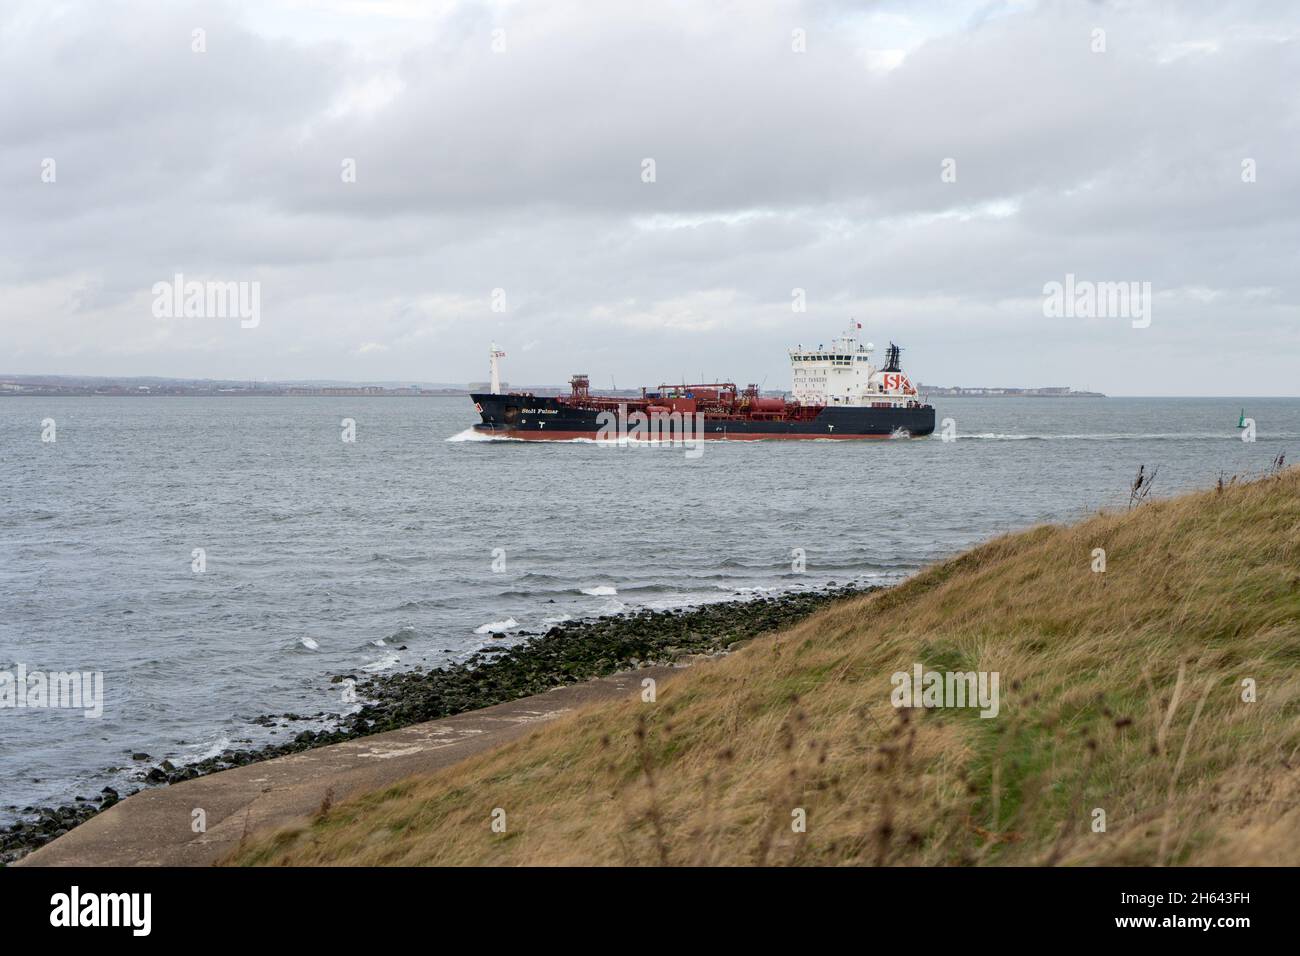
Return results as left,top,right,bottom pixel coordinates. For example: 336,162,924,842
470,324,935,440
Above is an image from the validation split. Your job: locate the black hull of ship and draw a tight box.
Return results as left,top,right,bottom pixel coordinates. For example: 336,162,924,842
470,394,936,439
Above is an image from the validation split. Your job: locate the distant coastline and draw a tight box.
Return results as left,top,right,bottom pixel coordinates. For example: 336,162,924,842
917,384,1105,398
0,375,1105,399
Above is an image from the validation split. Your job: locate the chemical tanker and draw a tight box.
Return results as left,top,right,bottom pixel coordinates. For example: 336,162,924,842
470,324,935,440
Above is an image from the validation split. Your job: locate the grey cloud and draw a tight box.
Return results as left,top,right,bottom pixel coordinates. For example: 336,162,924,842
0,0,1297,394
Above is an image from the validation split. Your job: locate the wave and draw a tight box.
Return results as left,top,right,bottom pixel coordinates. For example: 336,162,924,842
450,428,1284,445
383,625,417,644
956,432,1286,442
446,432,703,446
474,617,519,634
179,734,233,764
361,652,402,673
495,568,908,602
299,637,320,651
445,428,519,443
367,553,422,565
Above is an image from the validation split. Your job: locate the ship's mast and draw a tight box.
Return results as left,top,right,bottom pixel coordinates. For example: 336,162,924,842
489,343,506,394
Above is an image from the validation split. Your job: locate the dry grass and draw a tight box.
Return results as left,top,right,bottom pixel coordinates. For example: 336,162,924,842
230,469,1300,866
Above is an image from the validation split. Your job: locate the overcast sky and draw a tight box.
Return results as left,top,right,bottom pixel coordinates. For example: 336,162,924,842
2,0,1297,394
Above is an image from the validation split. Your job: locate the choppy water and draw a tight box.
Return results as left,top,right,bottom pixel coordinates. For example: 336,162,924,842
1,395,1296,819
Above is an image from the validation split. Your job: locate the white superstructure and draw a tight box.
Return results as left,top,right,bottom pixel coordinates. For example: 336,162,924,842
488,343,506,395
789,323,918,407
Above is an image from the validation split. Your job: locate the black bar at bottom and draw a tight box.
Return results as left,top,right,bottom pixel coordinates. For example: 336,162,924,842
0,866,1281,941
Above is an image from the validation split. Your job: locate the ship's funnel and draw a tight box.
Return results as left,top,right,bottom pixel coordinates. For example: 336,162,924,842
883,343,902,373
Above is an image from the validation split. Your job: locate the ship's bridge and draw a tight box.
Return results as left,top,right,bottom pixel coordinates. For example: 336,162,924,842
789,324,918,408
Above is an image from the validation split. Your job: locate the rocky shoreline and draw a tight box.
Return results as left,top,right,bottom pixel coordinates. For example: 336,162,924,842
0,584,872,864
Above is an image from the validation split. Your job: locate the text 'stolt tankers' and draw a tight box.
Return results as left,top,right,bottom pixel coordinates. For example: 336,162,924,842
471,325,936,440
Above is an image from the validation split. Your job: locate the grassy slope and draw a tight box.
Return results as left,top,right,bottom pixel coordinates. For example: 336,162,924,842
233,470,1300,866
